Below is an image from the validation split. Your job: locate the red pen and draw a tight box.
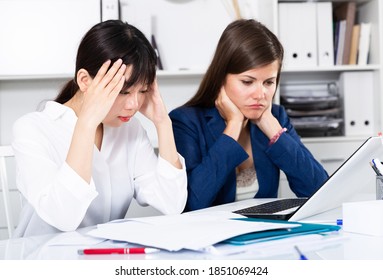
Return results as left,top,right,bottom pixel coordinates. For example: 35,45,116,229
78,247,160,255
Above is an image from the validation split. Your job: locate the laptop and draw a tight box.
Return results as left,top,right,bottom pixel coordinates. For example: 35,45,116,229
233,136,383,221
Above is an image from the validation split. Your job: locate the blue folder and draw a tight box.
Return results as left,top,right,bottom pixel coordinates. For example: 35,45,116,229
224,218,341,245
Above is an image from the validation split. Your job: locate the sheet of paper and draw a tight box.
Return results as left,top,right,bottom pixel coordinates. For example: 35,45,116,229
87,212,299,251
106,211,243,225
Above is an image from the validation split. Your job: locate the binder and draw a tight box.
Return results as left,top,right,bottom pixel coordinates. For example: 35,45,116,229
151,35,164,70
316,2,334,67
224,219,341,245
340,72,374,136
279,3,317,68
334,2,357,65
349,24,361,65
335,20,347,65
358,22,372,65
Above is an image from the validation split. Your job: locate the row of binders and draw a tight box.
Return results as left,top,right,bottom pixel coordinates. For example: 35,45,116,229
279,1,371,68
333,2,371,66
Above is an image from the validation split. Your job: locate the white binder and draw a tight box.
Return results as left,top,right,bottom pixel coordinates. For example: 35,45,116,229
316,2,334,67
335,20,347,65
358,22,372,65
340,72,374,136
279,3,317,68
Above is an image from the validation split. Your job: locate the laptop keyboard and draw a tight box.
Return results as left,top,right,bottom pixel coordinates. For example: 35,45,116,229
233,198,308,215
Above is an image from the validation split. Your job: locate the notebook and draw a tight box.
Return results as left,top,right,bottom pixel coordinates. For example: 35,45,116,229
234,136,383,221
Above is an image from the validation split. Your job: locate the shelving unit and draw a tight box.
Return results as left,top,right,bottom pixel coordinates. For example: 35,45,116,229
275,0,382,197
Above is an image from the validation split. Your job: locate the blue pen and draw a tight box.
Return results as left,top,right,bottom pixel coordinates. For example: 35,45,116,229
303,219,342,225
373,159,383,176
294,246,308,260
370,161,382,176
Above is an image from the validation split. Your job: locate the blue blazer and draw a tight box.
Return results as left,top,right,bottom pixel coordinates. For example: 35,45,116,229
169,104,329,211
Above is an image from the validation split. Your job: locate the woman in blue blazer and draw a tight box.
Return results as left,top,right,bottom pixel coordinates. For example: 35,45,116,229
169,19,329,211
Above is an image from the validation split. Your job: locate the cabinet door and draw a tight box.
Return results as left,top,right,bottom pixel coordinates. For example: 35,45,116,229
0,0,100,76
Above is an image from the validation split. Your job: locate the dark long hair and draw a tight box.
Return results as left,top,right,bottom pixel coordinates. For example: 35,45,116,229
185,19,284,107
55,20,157,104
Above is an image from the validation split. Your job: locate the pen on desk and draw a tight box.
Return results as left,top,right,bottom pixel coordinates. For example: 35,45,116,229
302,219,342,225
294,246,308,260
77,247,160,255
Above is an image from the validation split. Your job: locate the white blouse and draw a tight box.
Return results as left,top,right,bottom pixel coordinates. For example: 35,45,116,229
12,101,187,237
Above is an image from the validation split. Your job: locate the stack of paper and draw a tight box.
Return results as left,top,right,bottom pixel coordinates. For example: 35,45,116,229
86,212,339,252
87,212,298,251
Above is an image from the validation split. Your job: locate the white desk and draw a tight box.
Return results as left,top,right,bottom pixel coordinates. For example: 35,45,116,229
1,198,383,260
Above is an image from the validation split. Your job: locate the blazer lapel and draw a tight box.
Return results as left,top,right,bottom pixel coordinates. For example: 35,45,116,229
205,107,226,141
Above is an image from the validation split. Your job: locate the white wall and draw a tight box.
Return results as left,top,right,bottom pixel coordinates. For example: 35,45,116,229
0,79,64,144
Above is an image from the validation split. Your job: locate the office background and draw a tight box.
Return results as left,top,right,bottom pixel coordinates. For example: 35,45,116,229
0,0,381,239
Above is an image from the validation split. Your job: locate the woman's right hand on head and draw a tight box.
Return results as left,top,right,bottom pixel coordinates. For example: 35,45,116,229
79,59,126,127
215,86,245,124
216,86,246,141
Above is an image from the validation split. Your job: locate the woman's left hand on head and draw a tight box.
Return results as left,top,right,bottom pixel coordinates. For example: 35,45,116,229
80,59,126,128
139,79,169,125
253,102,282,139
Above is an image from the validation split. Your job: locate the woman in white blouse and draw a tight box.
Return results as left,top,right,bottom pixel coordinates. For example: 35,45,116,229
11,20,187,237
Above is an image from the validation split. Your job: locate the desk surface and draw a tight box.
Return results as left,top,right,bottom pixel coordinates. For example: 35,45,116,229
1,198,383,260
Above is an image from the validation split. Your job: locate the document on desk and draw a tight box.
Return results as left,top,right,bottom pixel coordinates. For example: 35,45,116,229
86,212,300,251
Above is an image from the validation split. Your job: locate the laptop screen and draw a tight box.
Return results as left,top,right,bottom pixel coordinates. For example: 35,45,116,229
289,136,382,221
